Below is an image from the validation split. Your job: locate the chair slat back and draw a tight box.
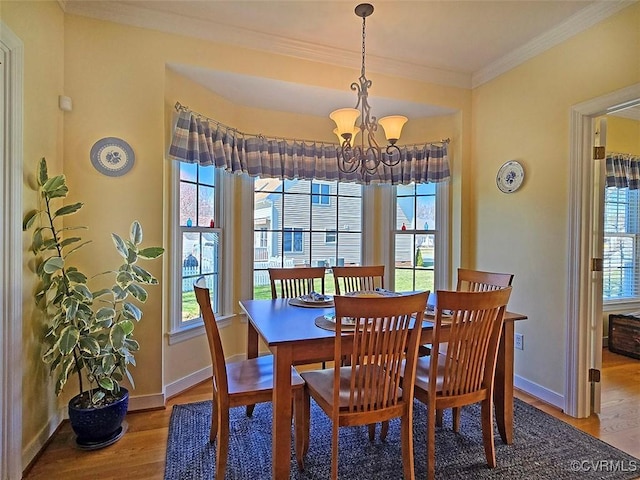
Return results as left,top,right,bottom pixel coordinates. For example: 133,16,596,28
432,288,512,398
194,283,228,399
332,265,385,295
333,291,428,413
456,268,513,292
269,266,326,299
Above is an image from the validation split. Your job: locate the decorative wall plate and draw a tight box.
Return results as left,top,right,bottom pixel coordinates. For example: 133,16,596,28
90,137,135,177
496,160,524,193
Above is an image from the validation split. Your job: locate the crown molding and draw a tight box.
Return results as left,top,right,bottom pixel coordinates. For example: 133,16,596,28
62,0,635,91
472,1,636,88
61,0,471,89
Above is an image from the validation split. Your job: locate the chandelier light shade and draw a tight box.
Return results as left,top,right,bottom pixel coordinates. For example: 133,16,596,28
330,108,361,140
378,115,408,143
330,3,408,177
333,127,360,145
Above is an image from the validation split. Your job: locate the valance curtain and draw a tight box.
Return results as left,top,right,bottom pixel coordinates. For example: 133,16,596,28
606,152,640,189
168,106,450,185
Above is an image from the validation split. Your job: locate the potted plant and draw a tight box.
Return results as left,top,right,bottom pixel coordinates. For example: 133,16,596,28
23,158,164,449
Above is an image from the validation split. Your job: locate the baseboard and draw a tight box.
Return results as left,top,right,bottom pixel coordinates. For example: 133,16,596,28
128,392,166,411
514,374,564,410
164,353,245,400
165,365,213,400
22,410,64,474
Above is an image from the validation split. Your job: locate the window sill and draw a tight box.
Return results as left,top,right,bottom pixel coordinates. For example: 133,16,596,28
603,300,640,313
167,313,235,345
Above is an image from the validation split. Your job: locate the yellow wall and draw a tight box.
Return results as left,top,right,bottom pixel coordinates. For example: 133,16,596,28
472,3,639,396
607,115,640,155
2,0,66,462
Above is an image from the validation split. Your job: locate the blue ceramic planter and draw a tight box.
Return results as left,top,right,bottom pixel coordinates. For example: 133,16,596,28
68,388,129,449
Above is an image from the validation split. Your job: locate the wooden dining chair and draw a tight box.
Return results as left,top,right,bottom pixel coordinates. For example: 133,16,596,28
441,268,514,431
404,288,512,480
456,268,514,293
193,283,308,478
300,291,429,480
331,265,384,294
269,266,326,299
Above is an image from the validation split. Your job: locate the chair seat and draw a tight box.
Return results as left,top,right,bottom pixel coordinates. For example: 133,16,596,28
301,365,402,410
228,354,304,397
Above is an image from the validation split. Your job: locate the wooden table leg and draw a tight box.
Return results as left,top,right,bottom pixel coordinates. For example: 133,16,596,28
494,320,514,444
272,345,293,480
247,320,258,360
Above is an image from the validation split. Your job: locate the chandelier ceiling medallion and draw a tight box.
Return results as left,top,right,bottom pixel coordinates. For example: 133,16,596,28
330,3,408,176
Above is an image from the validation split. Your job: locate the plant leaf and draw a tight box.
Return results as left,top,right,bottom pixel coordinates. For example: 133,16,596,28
127,284,148,302
54,202,83,217
59,237,82,249
38,157,48,186
63,240,92,258
98,377,114,391
111,233,128,259
43,256,64,274
78,336,100,355
110,324,126,350
138,247,164,259
91,390,106,404
122,302,142,321
42,175,66,194
66,270,87,284
118,319,135,336
23,210,40,231
58,325,80,355
130,221,143,246
96,307,116,321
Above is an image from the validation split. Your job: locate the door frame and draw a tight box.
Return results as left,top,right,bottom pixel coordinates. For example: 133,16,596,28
1,21,24,480
566,83,640,417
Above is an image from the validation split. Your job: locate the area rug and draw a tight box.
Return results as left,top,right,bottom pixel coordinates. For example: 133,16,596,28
164,398,639,480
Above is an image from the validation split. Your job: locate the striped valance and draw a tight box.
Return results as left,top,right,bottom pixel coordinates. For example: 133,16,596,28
168,105,450,185
606,152,640,190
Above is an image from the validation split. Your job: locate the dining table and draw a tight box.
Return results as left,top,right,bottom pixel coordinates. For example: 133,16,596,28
240,296,527,479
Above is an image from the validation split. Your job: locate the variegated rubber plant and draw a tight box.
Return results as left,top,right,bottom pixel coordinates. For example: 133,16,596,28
23,158,164,408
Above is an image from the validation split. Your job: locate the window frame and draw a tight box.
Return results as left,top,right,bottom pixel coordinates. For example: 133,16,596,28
169,160,232,345
602,186,640,307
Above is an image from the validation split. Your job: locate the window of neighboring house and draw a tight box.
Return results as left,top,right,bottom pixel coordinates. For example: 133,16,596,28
284,227,303,253
171,161,222,340
603,187,640,303
325,229,337,244
253,178,362,299
312,183,331,205
394,182,437,293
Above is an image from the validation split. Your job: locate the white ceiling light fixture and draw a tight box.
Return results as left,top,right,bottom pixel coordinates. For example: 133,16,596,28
330,3,408,176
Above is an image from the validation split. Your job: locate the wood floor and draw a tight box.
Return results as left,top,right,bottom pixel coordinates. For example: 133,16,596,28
23,348,640,479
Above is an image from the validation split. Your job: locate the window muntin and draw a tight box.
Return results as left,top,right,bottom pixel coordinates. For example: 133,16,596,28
253,178,362,299
603,187,640,302
394,183,436,293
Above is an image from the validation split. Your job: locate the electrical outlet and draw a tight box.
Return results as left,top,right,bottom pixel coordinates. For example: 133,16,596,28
514,333,524,350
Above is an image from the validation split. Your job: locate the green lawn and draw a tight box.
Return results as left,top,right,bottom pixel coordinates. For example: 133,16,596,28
182,268,434,320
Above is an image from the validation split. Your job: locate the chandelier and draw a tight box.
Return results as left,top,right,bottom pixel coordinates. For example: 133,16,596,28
330,3,408,176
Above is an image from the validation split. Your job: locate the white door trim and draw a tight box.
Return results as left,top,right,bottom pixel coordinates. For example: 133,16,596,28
566,83,640,417
0,21,24,480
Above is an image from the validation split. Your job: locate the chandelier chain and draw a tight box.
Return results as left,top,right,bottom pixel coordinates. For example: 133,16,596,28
361,14,366,78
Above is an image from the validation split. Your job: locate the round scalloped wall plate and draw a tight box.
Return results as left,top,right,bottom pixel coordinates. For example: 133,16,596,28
496,160,524,193
90,137,135,177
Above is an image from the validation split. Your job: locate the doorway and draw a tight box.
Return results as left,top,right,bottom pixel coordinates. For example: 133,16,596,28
567,83,640,418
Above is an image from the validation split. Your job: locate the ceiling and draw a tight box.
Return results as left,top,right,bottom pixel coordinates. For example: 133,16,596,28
62,0,637,118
